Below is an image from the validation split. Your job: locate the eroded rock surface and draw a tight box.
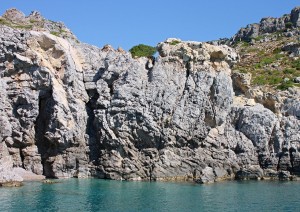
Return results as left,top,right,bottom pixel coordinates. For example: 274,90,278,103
0,9,299,184
232,7,300,42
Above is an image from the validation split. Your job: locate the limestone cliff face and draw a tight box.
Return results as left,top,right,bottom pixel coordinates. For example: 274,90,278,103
0,9,299,184
232,7,300,42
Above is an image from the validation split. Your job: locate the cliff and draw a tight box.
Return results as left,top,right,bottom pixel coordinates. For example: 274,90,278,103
0,8,299,185
231,7,300,42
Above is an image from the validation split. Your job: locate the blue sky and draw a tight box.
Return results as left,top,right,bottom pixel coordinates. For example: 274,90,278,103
0,1,299,50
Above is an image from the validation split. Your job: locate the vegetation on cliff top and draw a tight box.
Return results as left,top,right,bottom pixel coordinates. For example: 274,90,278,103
233,30,300,90
129,44,157,58
0,18,33,30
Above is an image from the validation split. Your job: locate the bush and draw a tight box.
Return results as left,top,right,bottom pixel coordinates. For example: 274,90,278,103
252,70,284,86
283,68,296,75
241,41,250,47
253,75,267,85
0,18,8,25
50,31,60,36
129,44,156,58
273,48,281,54
277,81,294,90
274,53,283,60
0,18,32,30
291,59,300,70
285,22,293,29
14,24,32,29
255,63,262,69
169,40,181,45
269,76,282,85
261,57,275,65
252,35,264,41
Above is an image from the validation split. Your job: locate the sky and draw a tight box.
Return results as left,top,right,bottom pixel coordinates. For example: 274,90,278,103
0,1,299,50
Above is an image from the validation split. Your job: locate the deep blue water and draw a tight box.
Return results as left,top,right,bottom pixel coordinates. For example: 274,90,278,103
0,179,299,212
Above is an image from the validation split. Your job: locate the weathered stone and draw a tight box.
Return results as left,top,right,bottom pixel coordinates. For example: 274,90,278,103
291,7,300,27
2,8,25,22
284,43,300,57
232,8,294,42
0,8,299,185
278,171,291,180
235,165,264,180
232,71,251,94
294,77,300,83
196,167,215,184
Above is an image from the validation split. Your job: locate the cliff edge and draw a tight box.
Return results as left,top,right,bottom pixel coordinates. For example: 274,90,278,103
0,8,299,184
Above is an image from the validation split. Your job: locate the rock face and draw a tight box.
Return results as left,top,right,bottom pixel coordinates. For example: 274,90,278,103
0,8,77,43
232,7,300,42
0,9,299,184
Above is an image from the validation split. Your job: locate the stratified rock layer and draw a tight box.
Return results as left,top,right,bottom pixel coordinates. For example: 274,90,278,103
0,9,299,184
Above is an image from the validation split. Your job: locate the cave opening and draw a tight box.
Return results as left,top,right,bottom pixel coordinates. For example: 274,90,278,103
86,89,101,166
35,90,57,178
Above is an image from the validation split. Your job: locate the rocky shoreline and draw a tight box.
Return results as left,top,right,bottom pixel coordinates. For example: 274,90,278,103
2,173,299,188
0,8,299,185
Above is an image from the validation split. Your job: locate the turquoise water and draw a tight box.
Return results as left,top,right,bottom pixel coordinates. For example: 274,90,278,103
0,179,299,212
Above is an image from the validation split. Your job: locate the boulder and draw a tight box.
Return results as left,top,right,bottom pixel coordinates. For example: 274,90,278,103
2,8,25,22
196,167,215,184
291,7,300,27
235,165,264,180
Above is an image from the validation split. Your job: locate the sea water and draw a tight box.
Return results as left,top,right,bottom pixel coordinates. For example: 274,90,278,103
0,179,299,212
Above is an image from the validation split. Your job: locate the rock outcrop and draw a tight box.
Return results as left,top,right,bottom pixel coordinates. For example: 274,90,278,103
0,9,299,184
232,7,300,43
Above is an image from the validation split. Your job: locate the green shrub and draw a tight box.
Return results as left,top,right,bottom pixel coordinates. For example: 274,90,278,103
169,40,181,45
277,81,294,90
283,68,296,75
253,75,267,85
252,35,264,41
50,29,68,37
285,22,293,29
261,57,275,65
0,18,32,29
268,76,282,85
273,48,281,54
0,18,8,25
254,63,262,69
0,18,12,27
247,47,259,53
241,41,250,47
239,69,248,73
29,19,38,24
129,44,156,58
252,70,284,86
14,25,32,29
291,59,300,70
50,31,60,36
274,53,283,60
